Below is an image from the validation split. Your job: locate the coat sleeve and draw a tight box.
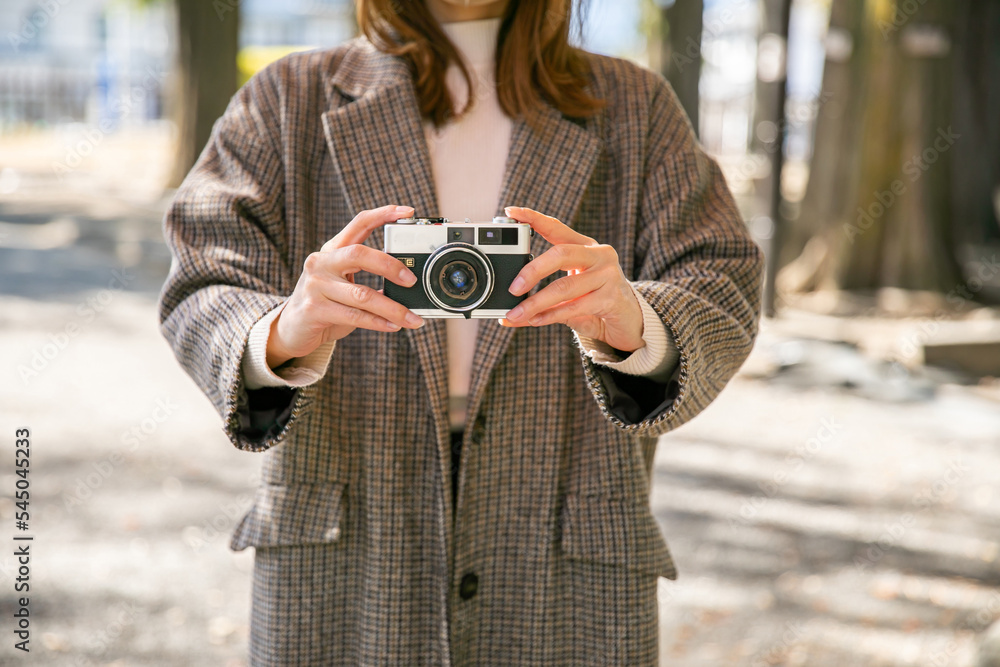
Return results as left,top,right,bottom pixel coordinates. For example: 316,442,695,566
580,76,764,438
158,65,310,452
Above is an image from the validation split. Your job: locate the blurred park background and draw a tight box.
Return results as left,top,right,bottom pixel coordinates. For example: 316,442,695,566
1,0,999,665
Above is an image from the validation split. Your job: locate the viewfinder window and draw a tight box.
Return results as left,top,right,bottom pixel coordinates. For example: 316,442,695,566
479,229,502,245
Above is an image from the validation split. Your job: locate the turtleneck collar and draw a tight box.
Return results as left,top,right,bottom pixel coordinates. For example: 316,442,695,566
440,17,502,68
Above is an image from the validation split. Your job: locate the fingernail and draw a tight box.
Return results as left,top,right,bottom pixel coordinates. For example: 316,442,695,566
387,322,401,331
396,205,414,214
399,269,416,286
504,206,516,215
509,277,525,295
405,312,424,328
507,305,524,321
529,316,543,326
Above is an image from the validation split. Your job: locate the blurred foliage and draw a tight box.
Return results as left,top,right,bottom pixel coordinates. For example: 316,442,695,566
238,46,315,87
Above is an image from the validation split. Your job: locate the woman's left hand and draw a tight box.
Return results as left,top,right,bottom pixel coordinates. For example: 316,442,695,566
500,206,645,353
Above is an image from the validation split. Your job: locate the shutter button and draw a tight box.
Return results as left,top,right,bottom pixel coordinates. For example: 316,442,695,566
459,572,479,600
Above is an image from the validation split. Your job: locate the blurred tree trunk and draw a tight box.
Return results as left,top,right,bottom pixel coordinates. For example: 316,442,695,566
751,0,793,157
781,0,866,269
780,0,965,294
652,0,703,137
951,2,1000,249
168,0,240,187
754,0,792,316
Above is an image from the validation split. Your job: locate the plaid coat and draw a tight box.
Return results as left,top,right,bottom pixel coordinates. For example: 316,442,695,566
159,37,763,667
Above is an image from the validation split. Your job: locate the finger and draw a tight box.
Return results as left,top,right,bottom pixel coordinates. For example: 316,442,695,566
320,280,424,329
509,244,606,297
504,270,605,324
306,245,417,287
525,292,606,327
312,298,406,334
504,206,595,246
323,205,414,251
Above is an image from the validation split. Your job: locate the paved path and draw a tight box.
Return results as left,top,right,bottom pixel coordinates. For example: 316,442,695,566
654,348,1000,666
1,146,998,665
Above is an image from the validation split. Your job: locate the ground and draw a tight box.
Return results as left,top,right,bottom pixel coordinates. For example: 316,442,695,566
0,129,998,666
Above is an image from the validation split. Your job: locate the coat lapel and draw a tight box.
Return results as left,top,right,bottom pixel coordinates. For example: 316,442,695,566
464,108,601,428
321,48,454,507
321,49,437,256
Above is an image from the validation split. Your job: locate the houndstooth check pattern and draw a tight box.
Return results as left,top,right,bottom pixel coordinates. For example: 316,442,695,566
158,38,763,666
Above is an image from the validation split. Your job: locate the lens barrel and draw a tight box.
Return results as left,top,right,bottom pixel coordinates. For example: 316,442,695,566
423,244,494,313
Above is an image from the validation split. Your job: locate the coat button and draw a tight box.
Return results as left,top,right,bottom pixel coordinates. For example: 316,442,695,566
459,572,479,600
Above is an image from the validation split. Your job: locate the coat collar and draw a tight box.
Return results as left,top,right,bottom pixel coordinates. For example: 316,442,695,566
320,39,601,515
325,39,413,101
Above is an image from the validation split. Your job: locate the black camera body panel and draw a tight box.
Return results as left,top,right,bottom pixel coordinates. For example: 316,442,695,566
384,252,530,313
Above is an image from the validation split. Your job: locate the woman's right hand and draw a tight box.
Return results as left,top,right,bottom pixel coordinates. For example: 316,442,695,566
266,205,424,369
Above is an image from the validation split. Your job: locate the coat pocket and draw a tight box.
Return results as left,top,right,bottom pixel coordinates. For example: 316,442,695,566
560,494,678,580
230,482,346,551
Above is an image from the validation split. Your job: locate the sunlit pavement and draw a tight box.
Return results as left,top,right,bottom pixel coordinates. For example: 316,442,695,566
654,353,1000,666
1,134,999,666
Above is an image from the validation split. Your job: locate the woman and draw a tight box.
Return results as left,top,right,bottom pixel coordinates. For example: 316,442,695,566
159,0,763,664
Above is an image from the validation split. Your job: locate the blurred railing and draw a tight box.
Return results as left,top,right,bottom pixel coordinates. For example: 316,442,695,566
0,64,92,128
0,62,165,131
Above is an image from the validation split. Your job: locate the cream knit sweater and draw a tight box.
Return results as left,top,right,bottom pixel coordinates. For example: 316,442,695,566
242,18,678,430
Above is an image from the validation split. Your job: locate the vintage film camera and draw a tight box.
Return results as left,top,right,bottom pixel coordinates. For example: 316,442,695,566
383,216,533,319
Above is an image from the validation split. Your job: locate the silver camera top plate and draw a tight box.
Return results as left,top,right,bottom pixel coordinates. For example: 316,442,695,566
385,219,532,255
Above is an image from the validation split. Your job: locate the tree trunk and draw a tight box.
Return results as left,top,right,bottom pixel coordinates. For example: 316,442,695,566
780,0,964,295
751,0,793,157
951,1,1000,250
756,0,793,316
782,0,866,271
168,0,240,188
655,0,703,137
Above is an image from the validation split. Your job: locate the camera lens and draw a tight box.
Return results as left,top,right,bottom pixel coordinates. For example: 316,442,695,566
449,268,468,290
424,245,494,313
439,261,477,298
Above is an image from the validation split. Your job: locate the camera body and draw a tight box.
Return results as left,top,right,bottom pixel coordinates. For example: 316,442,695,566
384,216,533,319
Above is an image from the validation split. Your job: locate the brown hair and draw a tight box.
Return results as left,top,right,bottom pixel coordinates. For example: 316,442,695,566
357,0,604,127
